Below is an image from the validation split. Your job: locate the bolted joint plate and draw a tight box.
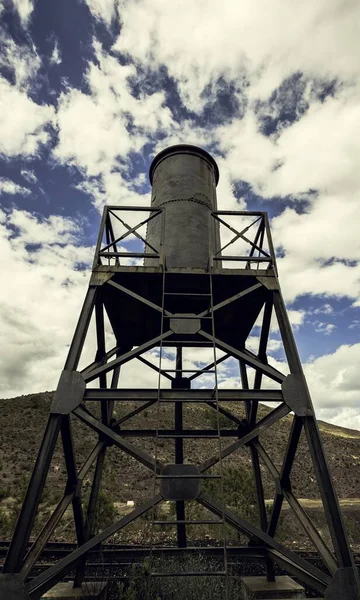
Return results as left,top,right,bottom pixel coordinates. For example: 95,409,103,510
281,374,313,417
89,272,113,287
160,464,200,501
256,276,279,291
0,574,30,600
51,370,86,415
170,316,201,335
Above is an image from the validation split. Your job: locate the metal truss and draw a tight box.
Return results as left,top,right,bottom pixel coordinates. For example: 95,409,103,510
1,207,359,600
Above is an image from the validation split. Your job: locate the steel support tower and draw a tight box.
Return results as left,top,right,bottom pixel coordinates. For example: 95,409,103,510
1,145,359,599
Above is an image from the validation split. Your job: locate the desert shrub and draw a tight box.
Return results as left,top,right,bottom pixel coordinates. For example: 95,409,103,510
117,555,242,600
91,489,118,534
205,408,237,430
203,465,257,521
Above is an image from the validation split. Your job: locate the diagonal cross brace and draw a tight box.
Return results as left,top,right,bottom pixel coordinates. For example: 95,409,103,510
105,209,161,254
199,330,286,383
83,330,173,383
197,492,330,595
199,403,290,472
253,439,338,575
213,214,269,258
27,494,164,599
73,405,164,473
107,279,173,315
197,283,263,318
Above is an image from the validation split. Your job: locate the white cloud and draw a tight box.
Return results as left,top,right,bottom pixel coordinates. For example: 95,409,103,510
318,407,360,432
0,34,40,88
271,199,360,302
0,178,30,196
50,39,62,66
313,322,336,335
54,41,172,205
304,343,360,415
263,89,360,198
12,0,35,27
84,0,118,24
113,0,360,109
0,209,93,398
256,307,305,332
313,304,333,315
0,78,54,157
21,169,37,184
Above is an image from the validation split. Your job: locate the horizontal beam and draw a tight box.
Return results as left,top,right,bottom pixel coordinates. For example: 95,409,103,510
109,429,240,438
84,388,284,402
213,256,270,262
107,206,161,211
100,252,159,258
213,210,266,216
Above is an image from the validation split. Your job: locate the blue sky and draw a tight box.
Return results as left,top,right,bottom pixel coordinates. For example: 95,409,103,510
0,0,360,429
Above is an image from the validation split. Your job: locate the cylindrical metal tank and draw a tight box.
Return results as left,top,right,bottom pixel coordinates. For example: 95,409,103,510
146,144,220,269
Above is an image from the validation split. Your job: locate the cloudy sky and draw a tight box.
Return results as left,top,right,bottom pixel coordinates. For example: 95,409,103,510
1,0,360,430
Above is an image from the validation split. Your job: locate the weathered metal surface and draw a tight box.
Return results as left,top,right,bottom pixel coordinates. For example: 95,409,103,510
50,371,85,415
0,575,29,600
170,316,201,334
146,144,220,269
281,374,313,417
325,567,360,599
3,145,360,600
160,464,201,500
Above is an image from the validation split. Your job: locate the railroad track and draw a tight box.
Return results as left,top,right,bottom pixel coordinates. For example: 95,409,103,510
1,540,359,565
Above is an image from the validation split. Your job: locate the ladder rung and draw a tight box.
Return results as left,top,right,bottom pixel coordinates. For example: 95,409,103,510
150,571,227,577
155,474,221,479
163,315,212,319
159,398,216,403
164,293,211,296
153,519,223,525
161,369,215,373
157,432,236,438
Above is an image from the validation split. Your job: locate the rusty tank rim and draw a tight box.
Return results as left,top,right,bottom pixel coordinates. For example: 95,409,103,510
149,144,219,186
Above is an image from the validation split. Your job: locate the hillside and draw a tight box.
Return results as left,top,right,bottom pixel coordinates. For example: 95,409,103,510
0,391,359,549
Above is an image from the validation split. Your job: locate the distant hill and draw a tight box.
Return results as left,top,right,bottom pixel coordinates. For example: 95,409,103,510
1,391,359,549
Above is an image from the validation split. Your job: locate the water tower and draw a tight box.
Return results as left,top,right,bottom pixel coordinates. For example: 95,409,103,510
1,145,359,599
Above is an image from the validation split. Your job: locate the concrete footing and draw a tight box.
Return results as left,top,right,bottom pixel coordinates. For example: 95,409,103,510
241,575,306,599
41,581,107,599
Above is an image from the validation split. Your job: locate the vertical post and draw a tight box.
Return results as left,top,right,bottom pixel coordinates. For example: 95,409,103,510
4,285,97,574
158,208,165,268
174,346,186,548
264,213,278,276
246,216,264,270
267,415,302,538
92,206,108,269
61,417,86,591
239,360,275,582
74,303,120,587
273,289,358,574
64,287,97,372
3,414,63,572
